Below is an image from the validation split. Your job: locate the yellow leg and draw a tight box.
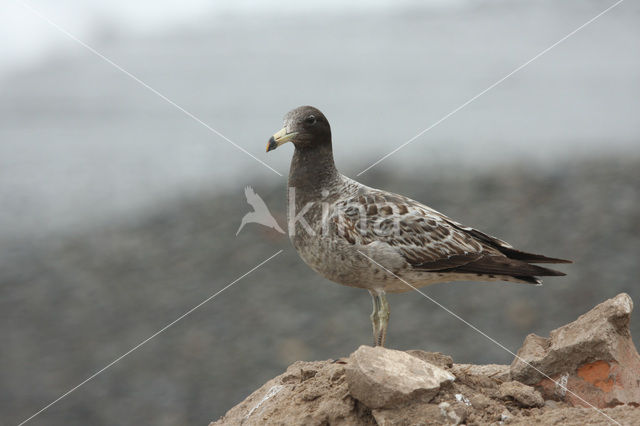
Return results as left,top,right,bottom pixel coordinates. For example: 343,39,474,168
369,290,390,347
370,290,381,346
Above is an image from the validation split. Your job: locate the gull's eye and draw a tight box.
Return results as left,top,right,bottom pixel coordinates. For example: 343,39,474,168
304,115,316,125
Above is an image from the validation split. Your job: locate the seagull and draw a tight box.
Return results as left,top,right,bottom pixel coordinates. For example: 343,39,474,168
266,106,570,347
236,186,285,236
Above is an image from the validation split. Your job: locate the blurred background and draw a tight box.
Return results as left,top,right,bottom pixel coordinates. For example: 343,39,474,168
1,0,639,424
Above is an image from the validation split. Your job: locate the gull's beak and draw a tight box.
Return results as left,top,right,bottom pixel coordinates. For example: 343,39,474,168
267,127,297,152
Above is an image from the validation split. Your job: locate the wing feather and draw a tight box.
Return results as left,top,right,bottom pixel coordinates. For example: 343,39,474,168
330,188,489,268
330,183,569,280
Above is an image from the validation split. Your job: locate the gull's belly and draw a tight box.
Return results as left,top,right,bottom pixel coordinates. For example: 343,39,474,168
293,236,371,289
291,234,451,293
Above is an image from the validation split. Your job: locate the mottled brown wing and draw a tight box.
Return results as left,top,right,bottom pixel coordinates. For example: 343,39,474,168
330,189,491,269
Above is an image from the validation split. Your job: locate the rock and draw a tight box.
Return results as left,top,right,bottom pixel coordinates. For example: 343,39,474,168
499,381,545,407
406,350,454,369
371,403,442,426
345,345,455,409
510,293,640,408
451,363,511,382
499,409,511,423
371,401,469,426
469,393,492,410
438,401,468,425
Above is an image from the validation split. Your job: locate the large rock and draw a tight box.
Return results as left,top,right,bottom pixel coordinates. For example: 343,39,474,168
345,345,455,409
510,293,640,408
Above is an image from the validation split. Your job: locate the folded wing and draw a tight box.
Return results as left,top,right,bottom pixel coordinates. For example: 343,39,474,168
331,187,570,284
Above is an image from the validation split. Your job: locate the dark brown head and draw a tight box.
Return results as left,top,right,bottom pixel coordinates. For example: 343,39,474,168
266,106,331,152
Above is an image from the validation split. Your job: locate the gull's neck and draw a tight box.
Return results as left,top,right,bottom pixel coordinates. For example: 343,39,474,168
288,142,341,204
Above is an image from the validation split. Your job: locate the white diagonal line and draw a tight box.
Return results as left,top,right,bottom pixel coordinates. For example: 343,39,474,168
18,249,284,426
16,0,283,177
357,0,625,176
357,250,621,426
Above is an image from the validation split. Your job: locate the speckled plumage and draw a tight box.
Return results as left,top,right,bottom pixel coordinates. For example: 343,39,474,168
268,106,570,345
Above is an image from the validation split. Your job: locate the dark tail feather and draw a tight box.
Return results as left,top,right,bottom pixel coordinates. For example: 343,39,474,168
512,275,543,285
495,246,572,264
525,264,566,276
441,255,567,284
452,224,572,264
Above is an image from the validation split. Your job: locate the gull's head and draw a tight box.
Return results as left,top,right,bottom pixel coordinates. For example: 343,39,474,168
267,106,331,152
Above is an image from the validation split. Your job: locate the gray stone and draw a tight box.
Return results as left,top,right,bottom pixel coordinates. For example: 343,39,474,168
346,345,455,409
406,350,454,369
499,381,545,407
451,363,510,382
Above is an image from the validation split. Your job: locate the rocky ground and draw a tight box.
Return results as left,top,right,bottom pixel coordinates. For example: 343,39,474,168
213,294,640,425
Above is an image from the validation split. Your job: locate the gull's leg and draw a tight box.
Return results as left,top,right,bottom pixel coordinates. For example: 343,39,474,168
369,290,381,346
378,291,390,347
369,290,390,347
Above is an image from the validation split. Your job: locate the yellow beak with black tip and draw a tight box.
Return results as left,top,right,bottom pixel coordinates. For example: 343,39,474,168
267,128,298,152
